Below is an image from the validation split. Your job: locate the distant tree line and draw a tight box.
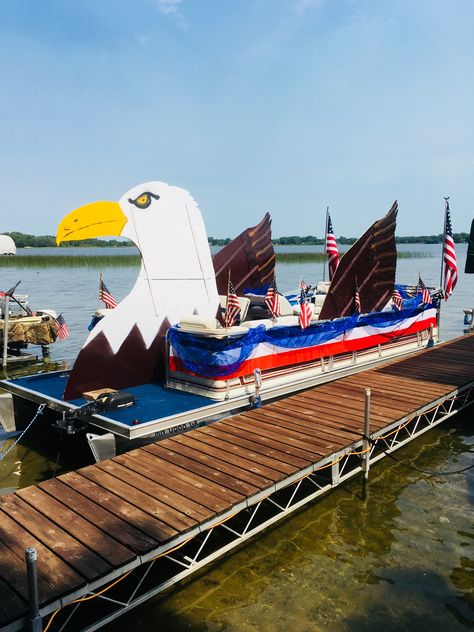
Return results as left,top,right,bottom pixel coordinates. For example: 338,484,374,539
209,233,470,246
2,232,131,248
2,230,470,249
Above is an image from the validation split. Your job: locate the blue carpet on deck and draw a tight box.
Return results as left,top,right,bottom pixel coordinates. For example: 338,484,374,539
8,372,216,427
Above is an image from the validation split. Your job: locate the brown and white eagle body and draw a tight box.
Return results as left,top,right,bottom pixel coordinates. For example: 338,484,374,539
57,181,219,400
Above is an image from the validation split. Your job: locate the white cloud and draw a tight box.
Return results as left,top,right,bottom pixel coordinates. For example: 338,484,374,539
156,0,182,15
153,0,188,29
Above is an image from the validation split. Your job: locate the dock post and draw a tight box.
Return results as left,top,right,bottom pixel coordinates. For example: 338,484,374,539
362,387,371,500
25,547,42,632
2,294,9,370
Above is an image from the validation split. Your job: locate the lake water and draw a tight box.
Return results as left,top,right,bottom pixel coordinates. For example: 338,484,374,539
0,245,473,631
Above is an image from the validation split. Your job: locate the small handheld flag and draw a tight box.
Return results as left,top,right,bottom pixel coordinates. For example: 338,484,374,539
392,287,403,310
99,275,118,309
298,288,312,329
325,212,339,281
299,278,309,293
265,278,280,318
225,275,241,327
417,275,431,304
442,199,457,301
354,283,361,314
55,314,69,340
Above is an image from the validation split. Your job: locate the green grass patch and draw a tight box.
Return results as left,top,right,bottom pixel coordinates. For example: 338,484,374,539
0,254,142,267
0,250,433,268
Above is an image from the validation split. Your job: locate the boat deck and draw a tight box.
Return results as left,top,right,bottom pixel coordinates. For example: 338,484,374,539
1,334,474,631
1,371,224,439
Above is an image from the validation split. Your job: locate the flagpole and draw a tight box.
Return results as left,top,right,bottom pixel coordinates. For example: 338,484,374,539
225,269,231,330
438,197,449,339
440,198,449,290
322,206,329,283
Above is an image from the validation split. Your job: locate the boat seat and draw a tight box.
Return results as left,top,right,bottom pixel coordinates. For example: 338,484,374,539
177,315,248,338
315,281,330,294
271,315,301,327
277,295,297,316
219,296,251,323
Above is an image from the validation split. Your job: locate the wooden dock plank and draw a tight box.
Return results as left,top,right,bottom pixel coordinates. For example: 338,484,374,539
143,442,256,497
96,459,215,521
37,478,158,555
0,495,111,581
191,428,296,476
244,409,349,450
259,410,359,447
15,486,135,568
137,447,243,504
0,541,57,605
266,400,364,442
79,465,199,532
236,413,333,454
225,415,327,460
198,424,310,470
59,471,179,543
114,452,231,514
0,510,86,594
169,434,278,488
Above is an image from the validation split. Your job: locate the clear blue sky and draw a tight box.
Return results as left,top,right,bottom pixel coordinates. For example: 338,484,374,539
1,0,473,239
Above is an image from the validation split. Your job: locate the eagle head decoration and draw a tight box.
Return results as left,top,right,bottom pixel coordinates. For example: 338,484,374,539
57,181,219,400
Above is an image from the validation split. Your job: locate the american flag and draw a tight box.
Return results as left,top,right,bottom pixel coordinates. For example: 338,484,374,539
55,314,69,340
298,288,312,329
417,276,431,304
443,199,458,300
325,213,339,281
392,287,403,310
99,277,118,309
265,278,280,318
354,284,361,313
225,279,241,327
299,278,309,293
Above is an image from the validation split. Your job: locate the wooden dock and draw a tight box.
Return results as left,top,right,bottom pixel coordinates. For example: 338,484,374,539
1,334,474,631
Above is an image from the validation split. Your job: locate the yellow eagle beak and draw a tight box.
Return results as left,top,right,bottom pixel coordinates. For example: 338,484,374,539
56,201,127,245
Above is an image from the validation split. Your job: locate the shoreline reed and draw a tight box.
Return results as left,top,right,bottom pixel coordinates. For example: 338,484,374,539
0,251,432,268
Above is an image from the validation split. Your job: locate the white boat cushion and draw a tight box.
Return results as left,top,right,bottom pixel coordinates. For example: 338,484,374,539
177,316,248,337
272,315,301,327
178,315,221,330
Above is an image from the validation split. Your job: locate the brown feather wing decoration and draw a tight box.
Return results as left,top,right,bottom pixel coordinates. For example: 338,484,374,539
319,201,398,320
213,213,276,295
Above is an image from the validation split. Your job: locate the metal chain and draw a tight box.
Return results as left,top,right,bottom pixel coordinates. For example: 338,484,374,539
0,403,46,462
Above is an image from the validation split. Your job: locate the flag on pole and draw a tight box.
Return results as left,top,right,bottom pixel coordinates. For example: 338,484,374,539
442,199,458,300
99,276,118,309
417,275,431,304
225,277,241,327
298,288,312,329
325,213,339,281
265,278,280,318
392,287,403,310
299,278,309,293
55,314,69,340
354,283,361,314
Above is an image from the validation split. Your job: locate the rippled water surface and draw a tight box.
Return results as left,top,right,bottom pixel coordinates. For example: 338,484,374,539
0,244,473,631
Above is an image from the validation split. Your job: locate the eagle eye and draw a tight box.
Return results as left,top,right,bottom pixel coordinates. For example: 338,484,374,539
128,192,160,209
